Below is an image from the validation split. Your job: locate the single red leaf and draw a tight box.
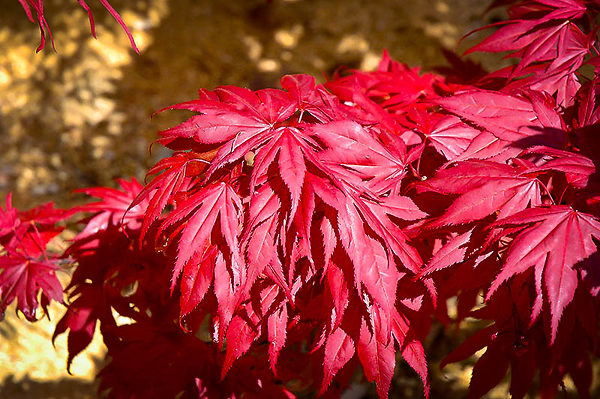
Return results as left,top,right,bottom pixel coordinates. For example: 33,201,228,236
0,254,63,321
162,182,242,290
276,129,308,219
131,153,199,241
419,229,473,276
467,332,511,399
409,110,480,161
159,111,268,147
509,343,537,399
419,160,518,194
423,161,543,226
465,20,539,55
52,287,100,371
441,325,497,369
320,326,356,394
489,206,600,342
320,215,336,273
392,310,429,397
179,244,217,316
520,146,596,189
326,261,349,330
94,0,139,53
213,252,237,344
436,89,563,143
315,121,407,194
221,314,259,379
433,177,542,226
357,312,396,399
267,304,288,372
75,178,146,238
451,131,520,163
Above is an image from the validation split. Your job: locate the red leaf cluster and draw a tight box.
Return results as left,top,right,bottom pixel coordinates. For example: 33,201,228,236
3,1,600,398
0,194,69,321
17,0,138,53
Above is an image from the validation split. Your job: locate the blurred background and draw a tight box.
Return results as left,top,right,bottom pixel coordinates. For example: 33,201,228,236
0,0,509,397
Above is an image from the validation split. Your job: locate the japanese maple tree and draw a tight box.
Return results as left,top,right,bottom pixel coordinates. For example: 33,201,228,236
2,0,600,398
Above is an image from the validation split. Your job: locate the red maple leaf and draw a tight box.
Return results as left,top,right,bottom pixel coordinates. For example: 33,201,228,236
161,182,243,292
436,89,565,144
419,160,544,226
0,196,68,320
488,206,600,341
0,252,64,321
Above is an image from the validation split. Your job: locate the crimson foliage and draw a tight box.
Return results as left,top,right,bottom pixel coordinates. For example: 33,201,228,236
2,1,600,398
17,0,138,53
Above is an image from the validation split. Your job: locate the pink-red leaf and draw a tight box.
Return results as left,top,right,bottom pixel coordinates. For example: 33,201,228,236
179,244,217,316
268,304,288,372
436,89,563,143
162,182,242,290
357,312,396,398
321,326,356,394
0,254,63,321
419,229,473,276
489,206,600,341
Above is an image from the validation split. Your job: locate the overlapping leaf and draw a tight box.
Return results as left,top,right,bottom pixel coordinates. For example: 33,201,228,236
0,197,68,320
420,160,543,226
161,182,243,290
488,206,600,341
436,89,564,143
